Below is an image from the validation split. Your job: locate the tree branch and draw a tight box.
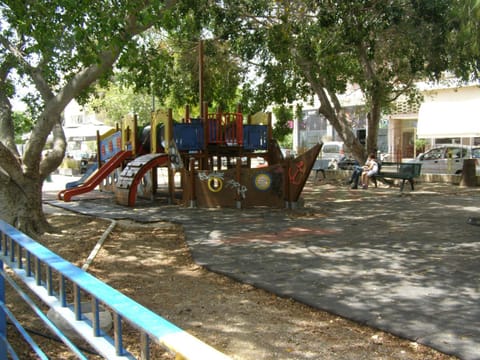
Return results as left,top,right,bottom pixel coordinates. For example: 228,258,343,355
0,61,19,156
39,122,66,179
0,142,23,179
0,33,54,101
7,0,181,175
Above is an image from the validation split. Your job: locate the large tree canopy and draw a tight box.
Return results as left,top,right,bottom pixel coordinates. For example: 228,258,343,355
448,0,480,80
0,0,181,235
211,0,476,161
115,14,245,116
105,37,245,120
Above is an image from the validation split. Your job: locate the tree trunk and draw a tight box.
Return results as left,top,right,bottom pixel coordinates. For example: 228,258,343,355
313,87,367,162
0,175,52,236
296,56,368,162
367,99,381,156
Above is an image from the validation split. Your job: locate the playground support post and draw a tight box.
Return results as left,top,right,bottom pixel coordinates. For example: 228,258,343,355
165,108,174,155
166,108,176,204
284,158,292,209
202,101,209,170
199,40,204,119
215,108,223,144
96,130,101,170
168,168,175,205
267,112,272,139
235,158,242,209
189,158,197,208
236,104,243,147
185,105,190,123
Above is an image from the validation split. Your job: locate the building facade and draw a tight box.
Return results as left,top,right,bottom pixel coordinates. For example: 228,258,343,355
294,83,480,161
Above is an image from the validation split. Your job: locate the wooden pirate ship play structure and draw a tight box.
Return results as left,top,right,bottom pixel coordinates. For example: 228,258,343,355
59,104,321,209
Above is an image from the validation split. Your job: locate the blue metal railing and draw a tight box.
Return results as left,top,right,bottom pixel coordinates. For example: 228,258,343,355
0,220,230,360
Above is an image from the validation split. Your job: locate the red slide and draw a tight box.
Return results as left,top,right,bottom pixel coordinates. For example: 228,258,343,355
58,150,132,202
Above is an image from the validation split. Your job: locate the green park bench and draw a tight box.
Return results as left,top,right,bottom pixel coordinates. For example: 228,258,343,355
373,162,422,192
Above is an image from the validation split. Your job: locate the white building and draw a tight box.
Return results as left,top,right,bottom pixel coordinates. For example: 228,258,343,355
63,100,113,158
417,84,480,146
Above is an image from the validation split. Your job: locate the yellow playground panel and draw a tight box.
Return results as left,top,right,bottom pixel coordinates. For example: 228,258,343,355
121,114,137,154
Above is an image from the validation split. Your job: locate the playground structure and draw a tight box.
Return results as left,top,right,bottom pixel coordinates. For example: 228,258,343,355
58,104,321,208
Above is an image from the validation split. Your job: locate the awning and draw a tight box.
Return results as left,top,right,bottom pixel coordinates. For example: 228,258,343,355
417,99,480,138
64,124,114,142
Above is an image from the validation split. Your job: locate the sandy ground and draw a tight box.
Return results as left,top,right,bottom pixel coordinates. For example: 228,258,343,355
5,174,458,359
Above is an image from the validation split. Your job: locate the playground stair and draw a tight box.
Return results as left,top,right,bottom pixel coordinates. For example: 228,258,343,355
116,153,169,206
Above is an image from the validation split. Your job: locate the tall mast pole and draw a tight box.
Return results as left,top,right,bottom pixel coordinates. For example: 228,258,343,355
199,39,205,119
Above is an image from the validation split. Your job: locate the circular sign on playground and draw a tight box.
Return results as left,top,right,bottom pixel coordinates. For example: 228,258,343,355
253,172,272,191
208,177,223,192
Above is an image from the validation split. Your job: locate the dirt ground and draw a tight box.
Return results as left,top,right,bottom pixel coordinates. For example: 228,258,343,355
4,209,456,360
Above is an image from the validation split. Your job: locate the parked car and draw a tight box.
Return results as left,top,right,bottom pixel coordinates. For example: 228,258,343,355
411,145,479,175
318,141,345,162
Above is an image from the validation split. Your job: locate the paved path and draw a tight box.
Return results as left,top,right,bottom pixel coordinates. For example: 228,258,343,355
44,177,480,360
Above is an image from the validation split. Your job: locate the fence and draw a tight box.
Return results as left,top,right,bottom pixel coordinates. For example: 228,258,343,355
0,220,230,359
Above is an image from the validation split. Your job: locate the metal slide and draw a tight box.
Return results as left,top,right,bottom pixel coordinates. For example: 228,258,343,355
65,162,98,189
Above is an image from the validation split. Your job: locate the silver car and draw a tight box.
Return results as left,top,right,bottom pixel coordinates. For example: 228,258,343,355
414,145,479,175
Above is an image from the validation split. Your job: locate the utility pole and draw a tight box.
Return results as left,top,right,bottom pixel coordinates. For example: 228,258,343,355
199,39,204,119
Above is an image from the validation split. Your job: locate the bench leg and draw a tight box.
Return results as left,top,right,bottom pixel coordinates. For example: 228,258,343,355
409,179,414,191
315,169,325,182
400,179,406,192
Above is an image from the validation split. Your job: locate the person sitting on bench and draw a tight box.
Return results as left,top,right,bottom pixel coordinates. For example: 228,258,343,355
347,159,362,189
360,153,379,189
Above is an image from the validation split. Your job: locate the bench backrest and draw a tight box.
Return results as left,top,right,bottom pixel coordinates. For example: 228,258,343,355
399,163,422,177
313,159,330,170
378,162,422,177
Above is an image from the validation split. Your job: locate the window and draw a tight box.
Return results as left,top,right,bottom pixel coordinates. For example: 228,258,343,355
472,148,480,158
447,147,466,159
423,147,444,160
435,138,460,145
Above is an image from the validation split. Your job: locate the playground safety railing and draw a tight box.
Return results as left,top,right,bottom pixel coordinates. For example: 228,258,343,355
0,219,230,360
224,112,243,146
243,125,268,150
207,112,244,146
173,122,204,151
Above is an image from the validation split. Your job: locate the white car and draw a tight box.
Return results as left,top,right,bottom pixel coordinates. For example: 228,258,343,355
413,145,480,175
318,141,345,161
